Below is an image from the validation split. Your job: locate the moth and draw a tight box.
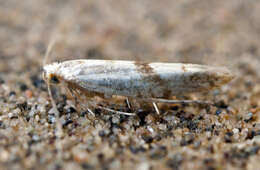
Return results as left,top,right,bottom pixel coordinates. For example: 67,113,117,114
42,59,234,115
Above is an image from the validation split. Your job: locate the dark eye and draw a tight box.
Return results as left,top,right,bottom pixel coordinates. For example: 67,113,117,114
50,75,60,84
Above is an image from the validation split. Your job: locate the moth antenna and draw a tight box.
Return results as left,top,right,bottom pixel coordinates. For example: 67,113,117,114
43,36,57,66
144,98,214,105
47,82,59,116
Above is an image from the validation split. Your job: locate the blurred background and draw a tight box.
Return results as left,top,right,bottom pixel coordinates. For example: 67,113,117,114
1,0,260,72
1,0,260,170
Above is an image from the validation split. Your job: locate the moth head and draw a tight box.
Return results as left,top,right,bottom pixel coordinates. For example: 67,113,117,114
42,63,61,85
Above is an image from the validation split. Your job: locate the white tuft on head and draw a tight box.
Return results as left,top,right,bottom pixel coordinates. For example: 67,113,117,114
42,63,61,83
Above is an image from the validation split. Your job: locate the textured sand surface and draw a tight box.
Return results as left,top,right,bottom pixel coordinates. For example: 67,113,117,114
1,0,260,170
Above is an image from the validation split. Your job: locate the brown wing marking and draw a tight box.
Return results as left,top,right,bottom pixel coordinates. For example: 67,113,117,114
134,61,172,98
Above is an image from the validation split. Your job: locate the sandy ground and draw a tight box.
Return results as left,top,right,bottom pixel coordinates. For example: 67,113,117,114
1,0,260,170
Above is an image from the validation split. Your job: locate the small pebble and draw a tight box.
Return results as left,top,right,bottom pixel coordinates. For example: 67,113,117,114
48,107,59,115
47,114,56,124
98,130,109,137
9,91,16,96
193,141,201,149
32,135,40,143
25,90,33,98
206,131,212,138
167,153,183,169
112,116,120,124
142,134,153,144
16,102,28,111
19,82,28,91
216,109,222,115
244,112,253,122
65,106,76,114
215,100,228,109
158,124,167,131
232,128,239,134
180,133,195,146
245,145,260,155
246,130,256,139
137,162,149,170
149,145,167,159
129,146,146,154
13,108,21,115
8,112,18,119
81,163,94,170
253,136,260,143
224,132,233,143
35,115,40,122
147,126,154,133
63,119,73,127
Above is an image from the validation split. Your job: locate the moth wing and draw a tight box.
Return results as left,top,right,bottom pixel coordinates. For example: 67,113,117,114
61,60,232,98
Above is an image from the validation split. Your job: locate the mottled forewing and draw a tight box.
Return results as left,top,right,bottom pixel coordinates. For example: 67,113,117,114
61,60,230,98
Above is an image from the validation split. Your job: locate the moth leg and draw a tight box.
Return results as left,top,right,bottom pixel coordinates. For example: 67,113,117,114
67,88,80,109
152,102,160,115
78,100,95,117
96,105,136,116
86,107,95,116
87,100,135,116
74,90,96,116
68,88,96,116
126,97,131,109
146,98,213,105
125,97,141,112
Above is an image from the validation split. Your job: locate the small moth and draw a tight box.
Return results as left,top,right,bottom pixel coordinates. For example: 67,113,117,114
42,59,234,115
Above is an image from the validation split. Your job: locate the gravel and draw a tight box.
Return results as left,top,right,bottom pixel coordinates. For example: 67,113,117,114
1,0,260,169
